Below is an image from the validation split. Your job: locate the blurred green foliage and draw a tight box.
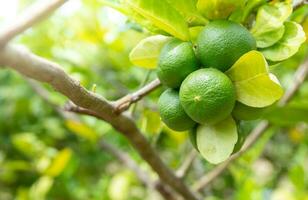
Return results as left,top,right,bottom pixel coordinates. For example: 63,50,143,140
0,0,307,200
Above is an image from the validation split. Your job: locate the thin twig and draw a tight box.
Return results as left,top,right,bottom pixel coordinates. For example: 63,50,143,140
99,141,178,200
278,59,308,106
0,0,68,47
113,78,161,114
176,150,198,179
130,70,152,115
193,58,308,192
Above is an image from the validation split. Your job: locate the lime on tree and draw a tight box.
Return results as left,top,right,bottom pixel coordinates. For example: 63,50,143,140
158,89,196,131
157,38,199,88
196,20,256,72
180,68,236,124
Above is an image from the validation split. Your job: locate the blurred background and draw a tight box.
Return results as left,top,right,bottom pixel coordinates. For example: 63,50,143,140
0,0,307,200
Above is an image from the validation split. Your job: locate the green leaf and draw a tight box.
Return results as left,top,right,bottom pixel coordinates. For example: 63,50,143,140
264,105,308,125
11,133,46,158
261,21,306,62
197,116,238,164
166,0,207,26
129,35,171,69
127,0,190,41
29,176,54,200
250,2,292,48
225,51,283,107
229,0,265,23
289,165,305,190
65,120,98,142
290,5,308,23
189,26,204,42
197,0,247,20
141,109,163,135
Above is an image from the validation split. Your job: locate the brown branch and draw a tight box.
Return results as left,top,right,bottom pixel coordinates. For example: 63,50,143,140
27,79,177,200
113,78,161,113
176,150,198,179
193,58,308,192
0,0,68,47
0,45,199,200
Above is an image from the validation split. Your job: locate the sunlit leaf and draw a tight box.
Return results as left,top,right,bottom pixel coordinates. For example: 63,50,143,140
129,35,171,69
189,26,203,42
197,0,247,20
163,126,187,145
127,0,190,40
261,21,306,61
250,2,292,48
44,148,72,177
29,176,54,200
65,120,98,142
108,170,136,200
197,116,238,164
166,0,207,26
226,51,283,107
11,133,46,158
141,109,163,135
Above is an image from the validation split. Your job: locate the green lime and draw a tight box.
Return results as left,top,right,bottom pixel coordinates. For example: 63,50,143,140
232,102,269,121
158,89,196,131
179,68,236,124
157,38,199,88
196,20,256,72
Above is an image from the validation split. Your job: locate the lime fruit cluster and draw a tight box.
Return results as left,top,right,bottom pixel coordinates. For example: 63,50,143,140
157,20,256,133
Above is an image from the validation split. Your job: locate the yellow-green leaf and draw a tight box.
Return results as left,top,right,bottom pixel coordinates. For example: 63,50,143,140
29,176,54,200
226,51,283,107
127,0,190,41
65,120,98,142
141,109,163,135
197,116,238,164
163,125,187,145
166,0,207,26
261,21,306,62
129,35,171,69
11,133,46,158
44,148,72,177
250,2,292,48
189,26,204,42
197,0,247,20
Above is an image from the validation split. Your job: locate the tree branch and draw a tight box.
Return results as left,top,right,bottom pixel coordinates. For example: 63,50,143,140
0,45,199,200
193,58,308,192
0,0,68,47
26,79,177,200
113,78,161,114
